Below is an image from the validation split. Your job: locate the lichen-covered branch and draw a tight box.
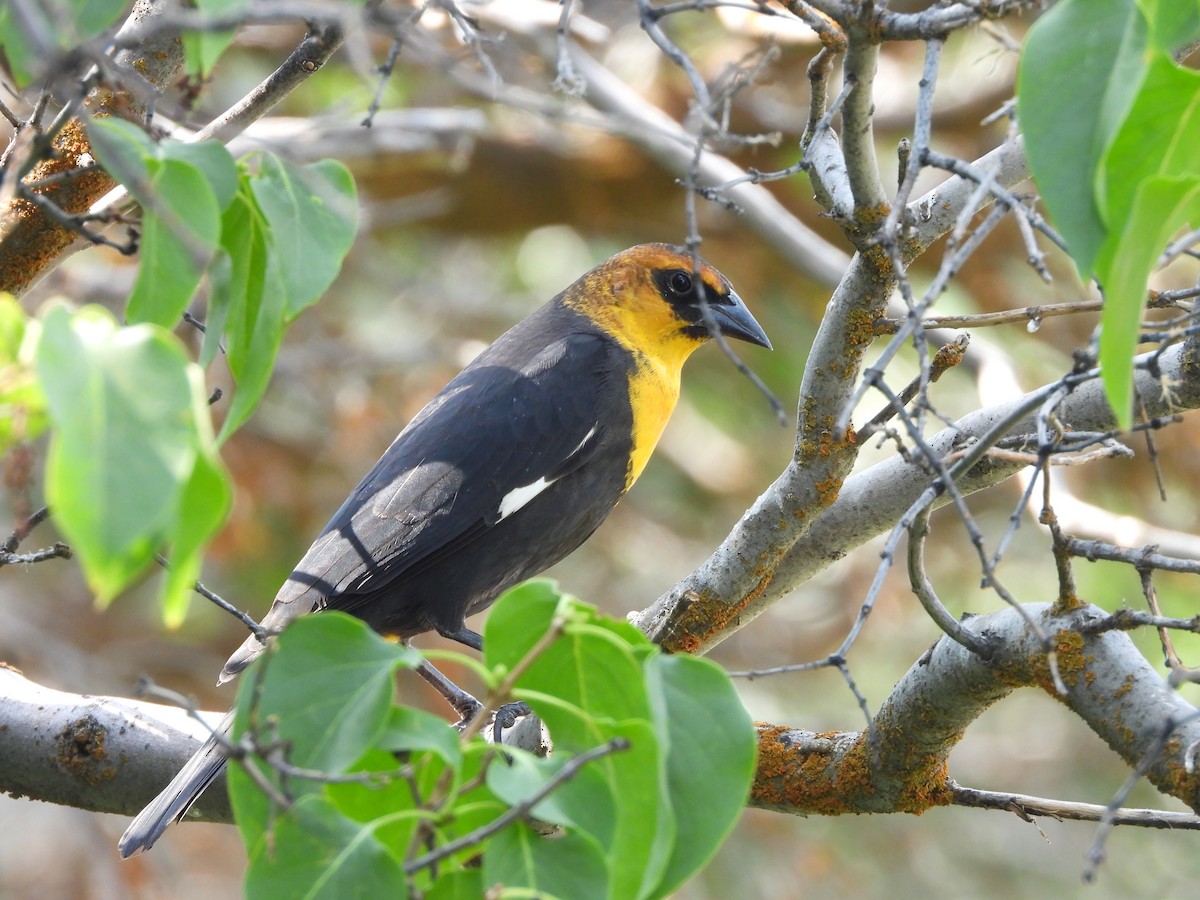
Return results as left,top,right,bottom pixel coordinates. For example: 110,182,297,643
636,138,1035,653
0,0,185,296
751,603,1200,817
639,339,1200,653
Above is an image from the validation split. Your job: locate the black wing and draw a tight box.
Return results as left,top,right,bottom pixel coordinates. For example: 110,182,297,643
261,322,618,629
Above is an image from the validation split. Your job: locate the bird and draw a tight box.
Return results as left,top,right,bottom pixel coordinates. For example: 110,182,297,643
118,242,770,857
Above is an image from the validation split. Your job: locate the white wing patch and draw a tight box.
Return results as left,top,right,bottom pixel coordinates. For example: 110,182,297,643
497,477,555,521
495,427,598,522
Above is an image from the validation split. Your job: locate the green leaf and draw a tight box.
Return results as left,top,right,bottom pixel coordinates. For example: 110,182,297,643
86,117,154,191
232,614,421,777
1093,56,1200,428
248,155,358,317
1098,56,1200,230
163,140,240,210
488,585,668,899
484,579,569,669
483,824,609,900
89,118,239,212
499,719,665,900
1018,0,1147,275
244,794,407,900
160,441,230,627
487,745,616,835
212,186,288,441
183,0,249,77
127,158,221,327
487,582,651,726
1136,0,1200,50
229,614,422,847
643,654,757,897
0,295,48,451
1095,177,1200,427
88,120,234,328
425,870,485,900
378,706,463,766
34,306,221,603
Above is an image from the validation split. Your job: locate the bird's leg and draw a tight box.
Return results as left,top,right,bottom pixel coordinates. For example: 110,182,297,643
414,658,483,725
433,624,533,742
436,625,483,651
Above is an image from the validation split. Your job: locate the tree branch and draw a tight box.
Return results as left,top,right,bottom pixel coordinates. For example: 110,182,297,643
0,665,232,822
635,137,1035,653
636,339,1200,653
0,0,185,296
751,603,1200,817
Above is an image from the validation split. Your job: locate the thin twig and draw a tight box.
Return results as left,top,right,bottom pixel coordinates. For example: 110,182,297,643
403,737,631,874
153,554,269,640
0,506,71,567
949,781,1200,830
1064,539,1200,575
1084,712,1200,881
908,506,994,656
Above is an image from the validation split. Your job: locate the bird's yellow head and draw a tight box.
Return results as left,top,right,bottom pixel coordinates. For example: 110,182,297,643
561,243,771,370
561,243,770,488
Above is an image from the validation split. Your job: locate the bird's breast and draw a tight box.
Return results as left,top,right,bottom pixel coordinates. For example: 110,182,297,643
623,351,682,490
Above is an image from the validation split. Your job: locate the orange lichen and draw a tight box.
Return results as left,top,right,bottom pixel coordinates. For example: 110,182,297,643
845,307,879,350
814,475,843,508
1112,673,1135,700
751,725,953,816
1051,629,1090,688
663,573,773,654
0,118,119,295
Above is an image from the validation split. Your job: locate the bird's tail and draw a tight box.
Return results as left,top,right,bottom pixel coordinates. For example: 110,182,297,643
118,710,234,857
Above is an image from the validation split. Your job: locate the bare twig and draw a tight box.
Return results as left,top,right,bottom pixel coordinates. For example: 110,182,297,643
403,737,631,874
950,782,1200,830
153,554,269,641
1064,539,1200,575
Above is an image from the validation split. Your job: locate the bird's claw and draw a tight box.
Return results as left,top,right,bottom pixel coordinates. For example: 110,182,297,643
452,695,485,731
491,701,533,744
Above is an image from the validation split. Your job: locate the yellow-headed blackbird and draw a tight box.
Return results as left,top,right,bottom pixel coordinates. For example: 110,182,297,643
118,243,769,856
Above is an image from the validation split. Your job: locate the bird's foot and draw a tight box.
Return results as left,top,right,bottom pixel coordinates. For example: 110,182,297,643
451,694,485,731
491,701,533,744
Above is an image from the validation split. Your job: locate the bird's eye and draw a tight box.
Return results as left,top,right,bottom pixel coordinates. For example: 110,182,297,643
668,271,693,295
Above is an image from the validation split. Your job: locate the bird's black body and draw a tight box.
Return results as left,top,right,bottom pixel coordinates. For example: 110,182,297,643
119,243,770,857
221,304,637,679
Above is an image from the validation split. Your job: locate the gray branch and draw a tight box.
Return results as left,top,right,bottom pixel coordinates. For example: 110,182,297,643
637,338,1200,653
634,137,1037,652
0,665,232,822
752,603,1200,817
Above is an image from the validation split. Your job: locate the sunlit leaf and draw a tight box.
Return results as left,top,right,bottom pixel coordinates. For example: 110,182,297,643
248,154,358,317
1095,177,1200,427
128,158,221,327
1018,0,1146,276
212,187,287,441
35,306,220,603
183,0,249,77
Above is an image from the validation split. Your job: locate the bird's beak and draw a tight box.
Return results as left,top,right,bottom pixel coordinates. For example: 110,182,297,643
711,290,772,350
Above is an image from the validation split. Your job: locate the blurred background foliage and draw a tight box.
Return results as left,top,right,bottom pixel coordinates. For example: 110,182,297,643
2,3,1199,898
